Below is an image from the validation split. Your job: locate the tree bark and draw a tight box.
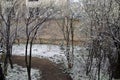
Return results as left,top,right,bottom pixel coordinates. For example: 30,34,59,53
112,44,120,79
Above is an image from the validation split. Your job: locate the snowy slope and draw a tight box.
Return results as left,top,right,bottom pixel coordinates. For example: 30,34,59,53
6,64,41,80
12,44,67,64
12,44,89,80
11,44,108,80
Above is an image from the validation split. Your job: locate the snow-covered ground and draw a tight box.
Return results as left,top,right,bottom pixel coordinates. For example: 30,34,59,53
12,44,89,80
70,47,89,80
12,44,67,64
3,44,108,80
1,44,66,80
6,64,41,80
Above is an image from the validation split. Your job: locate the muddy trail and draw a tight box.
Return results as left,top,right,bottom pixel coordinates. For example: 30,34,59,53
12,55,72,80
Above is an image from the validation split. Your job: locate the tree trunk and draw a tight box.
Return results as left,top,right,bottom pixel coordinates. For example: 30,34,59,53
112,43,120,79
28,68,31,80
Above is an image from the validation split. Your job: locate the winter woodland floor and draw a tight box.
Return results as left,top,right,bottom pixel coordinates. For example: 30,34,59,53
12,55,72,80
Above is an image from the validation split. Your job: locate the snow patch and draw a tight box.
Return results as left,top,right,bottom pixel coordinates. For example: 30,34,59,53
12,44,67,64
6,64,41,80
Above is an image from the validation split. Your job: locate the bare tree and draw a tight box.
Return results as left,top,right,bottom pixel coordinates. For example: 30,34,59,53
57,16,75,69
0,0,23,76
83,0,120,79
22,3,57,80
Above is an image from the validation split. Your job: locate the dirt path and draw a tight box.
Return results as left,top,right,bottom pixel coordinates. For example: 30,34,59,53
12,55,72,80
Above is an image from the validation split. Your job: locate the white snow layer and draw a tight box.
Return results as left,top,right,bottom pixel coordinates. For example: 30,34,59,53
6,64,41,80
11,44,108,80
12,44,88,80
12,44,67,64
